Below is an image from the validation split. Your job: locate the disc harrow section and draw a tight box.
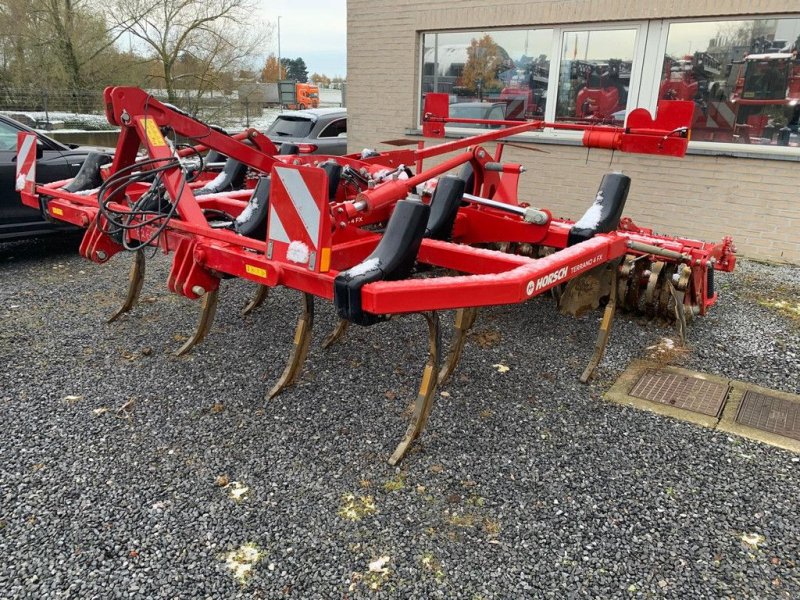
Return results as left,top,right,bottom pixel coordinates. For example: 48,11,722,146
17,86,736,463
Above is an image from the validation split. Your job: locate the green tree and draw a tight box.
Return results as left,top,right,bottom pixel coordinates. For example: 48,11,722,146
280,57,308,83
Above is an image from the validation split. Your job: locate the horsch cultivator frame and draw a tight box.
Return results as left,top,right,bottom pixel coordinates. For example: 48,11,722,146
17,87,735,463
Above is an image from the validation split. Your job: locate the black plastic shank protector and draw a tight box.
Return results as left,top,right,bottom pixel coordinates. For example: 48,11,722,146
234,177,271,239
320,160,343,201
334,199,430,326
425,175,465,240
61,152,113,193
195,158,248,196
567,172,631,246
205,149,224,164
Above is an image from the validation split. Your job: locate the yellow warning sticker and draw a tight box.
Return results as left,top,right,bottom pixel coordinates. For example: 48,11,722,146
245,264,267,279
52,207,64,216
140,117,166,147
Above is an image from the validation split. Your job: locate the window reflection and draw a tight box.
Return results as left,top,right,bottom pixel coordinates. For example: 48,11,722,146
556,29,637,125
422,29,552,125
660,18,800,146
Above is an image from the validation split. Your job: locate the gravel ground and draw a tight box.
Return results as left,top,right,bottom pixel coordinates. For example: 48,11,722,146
1,236,798,599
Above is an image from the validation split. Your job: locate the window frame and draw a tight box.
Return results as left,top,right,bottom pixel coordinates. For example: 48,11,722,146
417,15,800,159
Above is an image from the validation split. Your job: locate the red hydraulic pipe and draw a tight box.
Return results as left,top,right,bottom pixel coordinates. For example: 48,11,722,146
347,150,474,219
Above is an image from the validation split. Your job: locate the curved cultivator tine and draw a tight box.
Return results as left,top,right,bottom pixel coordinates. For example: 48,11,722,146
241,284,269,316
668,282,687,344
108,250,146,323
437,307,478,386
580,266,619,383
321,318,350,349
175,288,220,357
389,312,441,465
268,292,315,400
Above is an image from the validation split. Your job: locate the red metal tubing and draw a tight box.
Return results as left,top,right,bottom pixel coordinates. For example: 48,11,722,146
415,121,544,160
352,151,474,217
361,235,627,314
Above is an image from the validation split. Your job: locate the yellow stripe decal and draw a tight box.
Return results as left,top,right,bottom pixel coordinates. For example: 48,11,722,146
245,264,267,279
141,117,166,147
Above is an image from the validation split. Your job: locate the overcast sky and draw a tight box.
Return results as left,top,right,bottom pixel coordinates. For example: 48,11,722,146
258,0,347,77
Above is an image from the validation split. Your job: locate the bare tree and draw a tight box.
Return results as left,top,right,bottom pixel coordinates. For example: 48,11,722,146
118,0,269,106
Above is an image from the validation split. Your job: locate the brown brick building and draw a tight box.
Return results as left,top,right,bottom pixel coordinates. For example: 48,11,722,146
347,2,800,263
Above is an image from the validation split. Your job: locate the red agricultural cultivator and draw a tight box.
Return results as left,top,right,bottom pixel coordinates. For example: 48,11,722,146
17,87,736,463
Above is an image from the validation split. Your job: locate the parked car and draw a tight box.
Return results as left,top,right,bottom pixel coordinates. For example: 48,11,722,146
446,102,507,130
0,114,113,241
266,108,347,155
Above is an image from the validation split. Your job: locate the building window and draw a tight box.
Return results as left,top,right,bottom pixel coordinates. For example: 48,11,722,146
659,18,800,148
556,28,639,125
422,29,553,128
420,16,800,155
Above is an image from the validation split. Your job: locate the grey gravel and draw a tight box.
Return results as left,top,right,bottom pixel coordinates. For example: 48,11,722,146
1,236,798,599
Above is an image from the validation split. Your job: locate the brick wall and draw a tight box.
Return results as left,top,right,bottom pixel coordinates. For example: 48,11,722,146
347,0,800,263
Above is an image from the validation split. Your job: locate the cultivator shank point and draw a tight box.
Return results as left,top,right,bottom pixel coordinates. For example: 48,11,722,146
19,87,736,463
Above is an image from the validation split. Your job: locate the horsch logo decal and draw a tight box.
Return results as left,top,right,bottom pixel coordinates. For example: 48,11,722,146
534,267,568,291
525,252,605,297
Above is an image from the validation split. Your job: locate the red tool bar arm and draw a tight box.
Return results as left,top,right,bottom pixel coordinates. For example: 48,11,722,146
132,117,208,224
105,86,279,173
421,117,685,156
416,120,545,160
421,93,693,158
361,235,628,314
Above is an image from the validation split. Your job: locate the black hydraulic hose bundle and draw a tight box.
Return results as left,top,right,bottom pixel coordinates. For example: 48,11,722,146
96,146,204,252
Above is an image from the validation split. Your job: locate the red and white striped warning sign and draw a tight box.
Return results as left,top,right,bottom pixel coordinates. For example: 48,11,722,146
16,132,38,194
706,100,736,132
267,164,332,272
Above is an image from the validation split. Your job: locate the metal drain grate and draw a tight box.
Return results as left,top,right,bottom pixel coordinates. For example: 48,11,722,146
629,370,729,417
736,391,800,441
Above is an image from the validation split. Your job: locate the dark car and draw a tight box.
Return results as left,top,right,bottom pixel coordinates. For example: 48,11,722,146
446,102,507,130
0,114,112,241
266,108,347,155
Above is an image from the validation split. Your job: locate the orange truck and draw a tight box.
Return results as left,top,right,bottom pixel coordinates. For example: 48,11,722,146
285,83,320,110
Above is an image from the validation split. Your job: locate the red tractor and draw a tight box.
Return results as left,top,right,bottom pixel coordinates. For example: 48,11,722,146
728,44,800,143
574,59,630,122
663,37,800,144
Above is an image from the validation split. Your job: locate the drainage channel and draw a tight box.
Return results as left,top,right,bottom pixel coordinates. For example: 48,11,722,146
607,361,800,452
